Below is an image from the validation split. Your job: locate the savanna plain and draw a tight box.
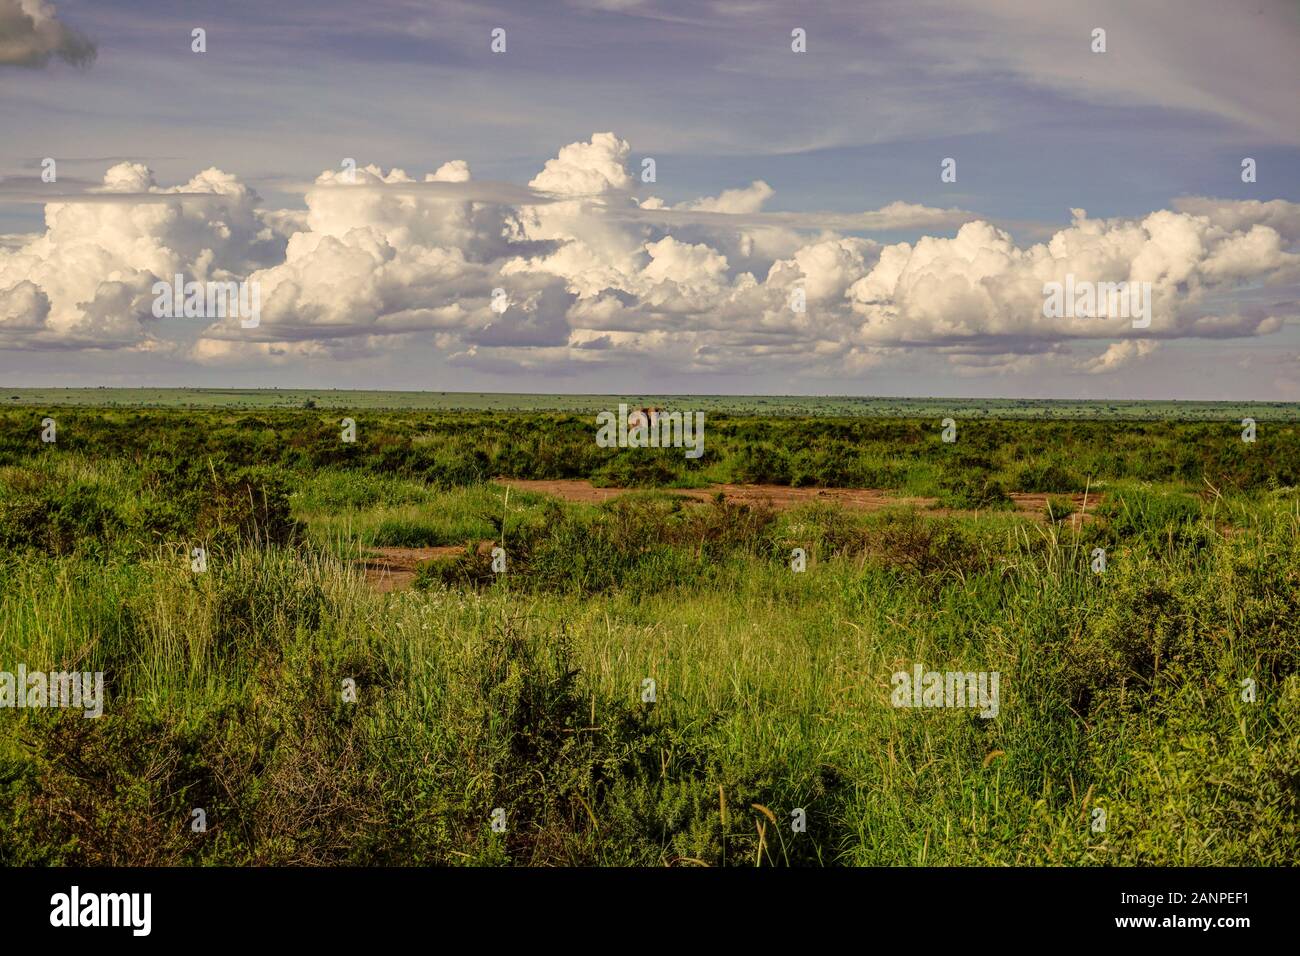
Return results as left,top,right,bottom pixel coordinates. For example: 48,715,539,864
1,391,1297,866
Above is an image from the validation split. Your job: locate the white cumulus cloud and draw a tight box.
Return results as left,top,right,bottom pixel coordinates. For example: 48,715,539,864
0,133,1296,383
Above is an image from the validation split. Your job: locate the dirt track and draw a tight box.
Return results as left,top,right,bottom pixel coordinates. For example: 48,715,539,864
495,478,1096,519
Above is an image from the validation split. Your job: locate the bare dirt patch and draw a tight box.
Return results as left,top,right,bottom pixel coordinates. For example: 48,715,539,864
495,478,922,510
357,544,489,593
495,478,1099,521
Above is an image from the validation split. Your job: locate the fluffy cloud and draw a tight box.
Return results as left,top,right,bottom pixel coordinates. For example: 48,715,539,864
529,131,631,196
848,210,1300,347
0,279,47,330
0,0,94,68
677,180,774,215
0,163,280,348
0,132,1297,380
1077,339,1160,374
1172,197,1300,243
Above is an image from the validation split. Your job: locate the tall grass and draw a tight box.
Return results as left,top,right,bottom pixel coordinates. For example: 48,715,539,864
2,477,1296,865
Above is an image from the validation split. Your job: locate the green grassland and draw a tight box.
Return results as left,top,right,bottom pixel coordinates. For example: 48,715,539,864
0,403,1297,865
5,387,1300,420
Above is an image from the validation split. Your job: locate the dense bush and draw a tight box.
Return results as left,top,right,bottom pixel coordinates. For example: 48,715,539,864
0,478,124,557
937,471,1013,510
4,408,1298,494
1012,461,1085,493
0,458,296,557
415,495,779,596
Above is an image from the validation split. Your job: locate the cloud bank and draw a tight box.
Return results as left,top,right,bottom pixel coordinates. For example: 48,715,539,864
1,132,1297,381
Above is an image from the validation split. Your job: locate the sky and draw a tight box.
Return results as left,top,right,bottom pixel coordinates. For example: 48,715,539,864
1,0,1298,399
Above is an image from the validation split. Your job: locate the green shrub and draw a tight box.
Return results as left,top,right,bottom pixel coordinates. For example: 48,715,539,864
937,472,1013,510
0,477,125,556
1044,495,1076,522
1013,461,1086,493
195,465,299,549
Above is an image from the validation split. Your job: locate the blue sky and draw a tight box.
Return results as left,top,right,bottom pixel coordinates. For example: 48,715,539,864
2,0,1298,398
